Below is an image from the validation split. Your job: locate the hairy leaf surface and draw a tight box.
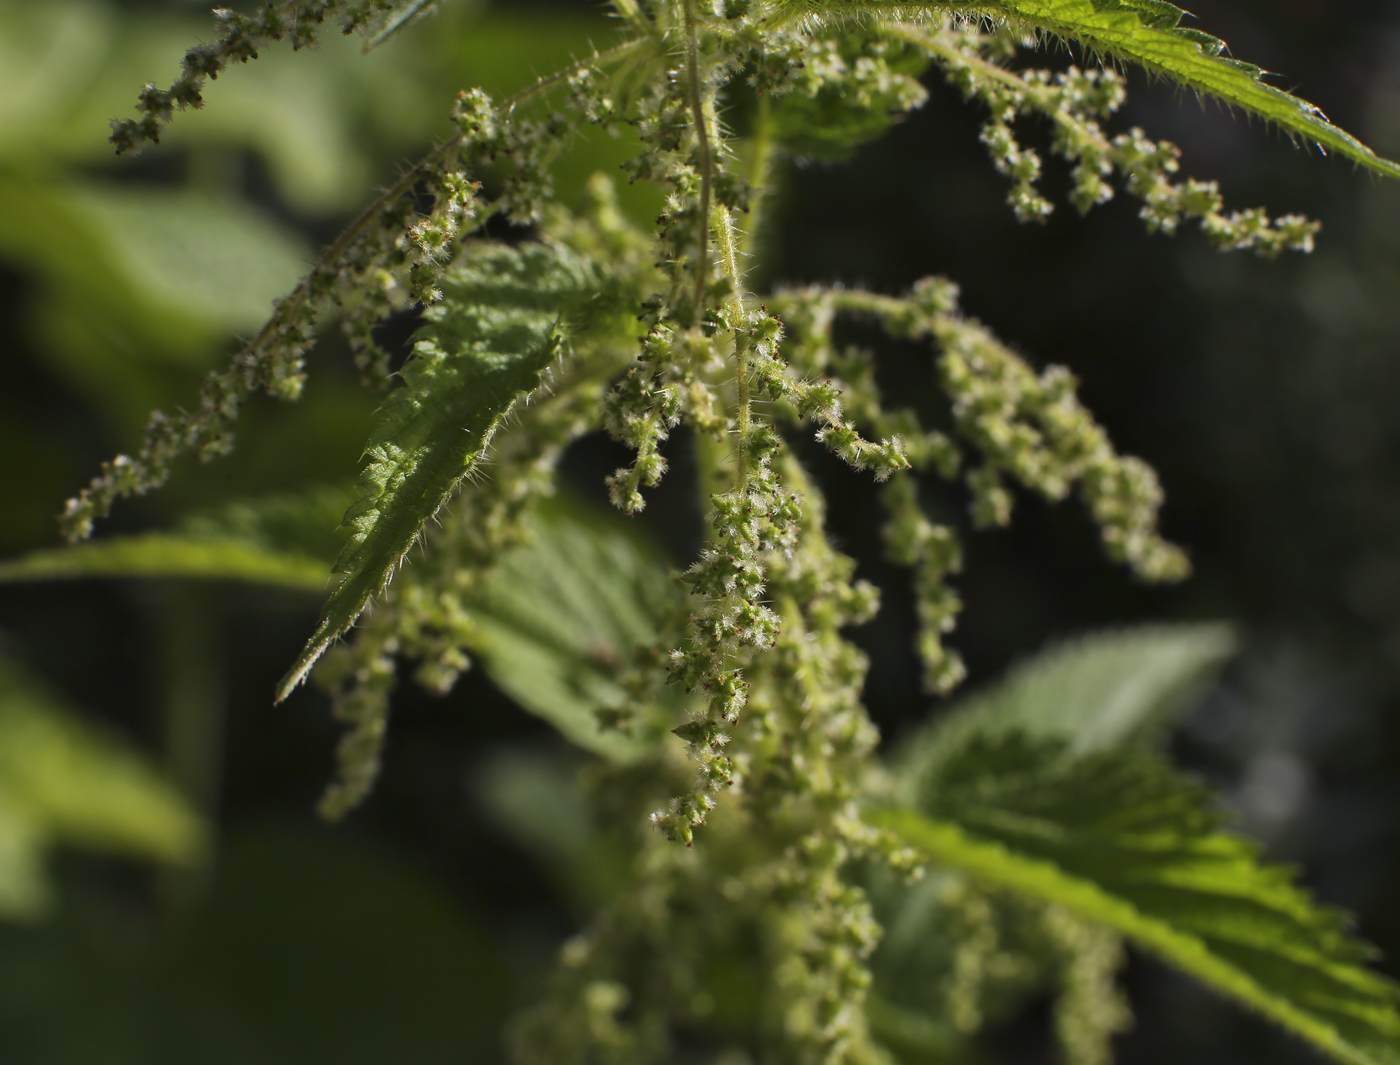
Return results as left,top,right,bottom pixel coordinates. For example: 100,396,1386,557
277,242,601,701
874,736,1400,1065
783,0,1400,180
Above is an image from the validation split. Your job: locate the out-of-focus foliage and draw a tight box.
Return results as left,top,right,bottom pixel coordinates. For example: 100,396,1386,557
0,824,511,1064
469,498,689,762
893,623,1237,779
0,652,202,918
0,487,351,589
0,3,611,1057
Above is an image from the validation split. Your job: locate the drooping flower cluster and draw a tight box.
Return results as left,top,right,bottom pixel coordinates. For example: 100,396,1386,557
109,0,425,155
67,4,1334,1064
904,19,1320,255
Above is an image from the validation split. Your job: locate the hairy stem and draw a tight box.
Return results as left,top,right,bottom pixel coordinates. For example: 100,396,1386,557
682,0,713,319
712,184,752,491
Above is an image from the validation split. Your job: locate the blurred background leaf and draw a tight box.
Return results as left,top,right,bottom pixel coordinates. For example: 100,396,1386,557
0,651,203,920
0,823,511,1064
470,496,688,763
890,624,1239,796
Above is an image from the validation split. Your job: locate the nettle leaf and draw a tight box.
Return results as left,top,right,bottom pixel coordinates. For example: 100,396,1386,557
0,487,351,592
783,0,1400,180
0,654,204,918
470,497,688,762
894,623,1236,789
277,242,602,701
873,736,1400,1065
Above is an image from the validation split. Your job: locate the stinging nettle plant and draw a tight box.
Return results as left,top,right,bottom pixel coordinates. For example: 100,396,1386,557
44,1,1400,1062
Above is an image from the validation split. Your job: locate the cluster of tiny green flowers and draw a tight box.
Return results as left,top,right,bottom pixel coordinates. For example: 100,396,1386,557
602,325,688,514
655,446,796,846
745,312,911,481
1110,127,1319,256
60,137,480,541
883,474,967,694
932,315,1188,580
520,449,896,1063
314,368,604,819
109,0,419,155
458,94,570,225
909,21,1320,254
744,480,891,1062
767,282,968,694
407,166,479,304
561,15,948,1050
873,278,1189,582
790,33,929,113
1042,907,1133,1065
771,267,1190,698
338,154,479,385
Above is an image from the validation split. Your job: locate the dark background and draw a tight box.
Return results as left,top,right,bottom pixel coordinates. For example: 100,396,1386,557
1,1,1399,1062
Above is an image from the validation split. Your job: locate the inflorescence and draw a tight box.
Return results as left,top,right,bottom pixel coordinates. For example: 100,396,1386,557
69,5,1325,1063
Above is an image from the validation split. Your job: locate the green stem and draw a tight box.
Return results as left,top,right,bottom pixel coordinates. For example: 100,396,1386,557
711,189,754,492
738,93,775,268
682,0,714,320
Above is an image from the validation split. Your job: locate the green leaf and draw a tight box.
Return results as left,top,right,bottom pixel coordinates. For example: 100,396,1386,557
65,185,310,335
470,497,688,762
276,242,603,702
0,536,327,591
474,748,631,907
0,654,204,918
0,824,511,1062
0,487,352,591
364,0,441,52
0,167,312,440
873,736,1400,1065
893,623,1236,790
781,0,1400,180
0,796,46,918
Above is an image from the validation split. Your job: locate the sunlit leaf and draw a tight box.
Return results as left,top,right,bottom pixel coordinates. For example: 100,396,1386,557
893,624,1237,791
67,185,309,334
0,487,351,592
874,735,1400,1065
0,536,327,591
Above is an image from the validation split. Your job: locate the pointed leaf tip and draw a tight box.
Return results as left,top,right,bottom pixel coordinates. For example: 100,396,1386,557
276,242,601,700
